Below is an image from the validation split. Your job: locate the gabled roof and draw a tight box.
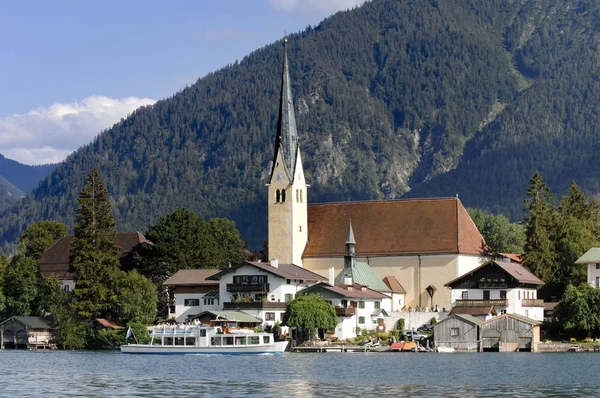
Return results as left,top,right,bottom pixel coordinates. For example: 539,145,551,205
445,260,545,287
575,248,600,264
479,313,542,326
163,269,220,286
304,197,487,257
301,282,389,299
0,316,52,329
448,306,497,317
208,261,327,282
497,253,523,263
189,310,262,323
94,318,124,330
382,276,407,294
335,262,391,293
38,232,152,279
371,309,389,317
435,313,481,327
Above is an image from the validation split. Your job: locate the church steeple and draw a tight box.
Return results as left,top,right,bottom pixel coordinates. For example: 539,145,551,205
270,38,299,182
344,221,356,271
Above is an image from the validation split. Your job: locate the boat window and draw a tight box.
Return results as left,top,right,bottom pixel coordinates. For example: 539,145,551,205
200,329,207,337
223,336,234,345
212,336,221,346
249,336,260,345
185,337,196,346
152,338,162,346
235,336,247,345
263,336,270,344
164,337,173,346
175,337,185,346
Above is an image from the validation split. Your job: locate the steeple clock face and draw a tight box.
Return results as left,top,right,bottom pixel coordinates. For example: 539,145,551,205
276,172,284,181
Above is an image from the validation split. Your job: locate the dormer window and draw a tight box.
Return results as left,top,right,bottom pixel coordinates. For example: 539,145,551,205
347,286,353,291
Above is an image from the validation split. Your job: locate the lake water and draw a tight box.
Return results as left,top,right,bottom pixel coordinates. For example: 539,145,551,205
1,351,598,397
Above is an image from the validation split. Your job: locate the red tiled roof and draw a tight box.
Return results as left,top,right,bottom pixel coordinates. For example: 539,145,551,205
307,282,389,299
163,269,220,286
39,232,151,279
445,260,545,287
497,253,523,263
382,276,407,294
304,198,487,257
210,261,328,282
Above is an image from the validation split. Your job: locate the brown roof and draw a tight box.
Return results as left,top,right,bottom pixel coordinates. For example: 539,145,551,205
39,232,152,279
448,306,497,317
497,253,523,263
544,302,559,311
382,276,406,294
209,261,328,282
304,198,487,257
306,282,390,299
94,318,124,329
445,260,545,287
163,269,220,286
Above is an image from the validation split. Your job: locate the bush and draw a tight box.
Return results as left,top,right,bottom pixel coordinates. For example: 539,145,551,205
429,317,437,325
396,318,405,333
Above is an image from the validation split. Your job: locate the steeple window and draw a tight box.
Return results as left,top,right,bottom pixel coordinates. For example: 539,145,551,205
276,190,281,203
296,189,299,202
300,190,303,203
281,189,286,203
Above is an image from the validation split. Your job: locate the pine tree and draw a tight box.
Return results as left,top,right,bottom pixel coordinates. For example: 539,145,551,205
69,169,121,319
523,171,558,283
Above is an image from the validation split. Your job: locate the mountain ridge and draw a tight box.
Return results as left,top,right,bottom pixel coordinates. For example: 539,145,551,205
0,0,598,252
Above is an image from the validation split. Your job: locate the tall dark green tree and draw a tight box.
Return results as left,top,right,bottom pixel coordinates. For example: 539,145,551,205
282,293,337,341
2,255,42,316
205,218,247,268
19,220,68,260
69,169,121,319
523,171,558,283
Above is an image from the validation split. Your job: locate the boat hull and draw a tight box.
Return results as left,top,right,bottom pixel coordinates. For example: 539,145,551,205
120,341,289,355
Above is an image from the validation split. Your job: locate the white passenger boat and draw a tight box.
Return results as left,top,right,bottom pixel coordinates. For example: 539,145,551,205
120,325,288,355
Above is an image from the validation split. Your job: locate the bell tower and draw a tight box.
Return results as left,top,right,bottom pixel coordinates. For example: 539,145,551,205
267,38,308,266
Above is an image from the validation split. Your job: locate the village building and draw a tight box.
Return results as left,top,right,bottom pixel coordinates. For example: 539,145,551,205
0,316,54,349
433,314,481,351
266,40,490,312
163,269,221,322
38,231,151,291
188,310,263,330
479,313,542,352
207,260,327,330
444,260,545,321
575,247,600,288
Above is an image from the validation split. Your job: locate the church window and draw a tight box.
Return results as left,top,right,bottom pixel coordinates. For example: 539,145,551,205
281,189,286,202
300,190,303,203
276,190,280,203
299,225,302,232
296,189,299,202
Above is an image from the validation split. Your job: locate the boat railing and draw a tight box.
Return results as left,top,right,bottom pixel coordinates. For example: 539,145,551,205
152,325,197,336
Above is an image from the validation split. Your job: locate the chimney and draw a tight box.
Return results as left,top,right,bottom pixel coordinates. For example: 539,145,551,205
270,258,279,268
328,267,335,286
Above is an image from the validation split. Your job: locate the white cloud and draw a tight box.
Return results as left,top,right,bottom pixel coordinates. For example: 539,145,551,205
269,0,366,14
0,96,157,165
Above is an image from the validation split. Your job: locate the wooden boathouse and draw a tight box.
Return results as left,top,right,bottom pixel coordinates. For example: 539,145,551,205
433,314,480,351
0,316,55,349
479,313,541,352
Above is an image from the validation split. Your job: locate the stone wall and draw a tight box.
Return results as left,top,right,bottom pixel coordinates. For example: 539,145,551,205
385,310,449,331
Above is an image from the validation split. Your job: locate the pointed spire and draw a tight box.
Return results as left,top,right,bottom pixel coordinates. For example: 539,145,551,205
270,37,299,180
346,220,356,245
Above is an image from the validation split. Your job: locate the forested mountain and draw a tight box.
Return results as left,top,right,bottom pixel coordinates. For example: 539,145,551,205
1,0,599,251
0,153,57,193
0,176,24,211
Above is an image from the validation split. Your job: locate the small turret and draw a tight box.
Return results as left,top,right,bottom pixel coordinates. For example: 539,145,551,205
343,221,356,280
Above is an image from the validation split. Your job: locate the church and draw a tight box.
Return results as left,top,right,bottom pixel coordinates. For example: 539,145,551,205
266,40,489,311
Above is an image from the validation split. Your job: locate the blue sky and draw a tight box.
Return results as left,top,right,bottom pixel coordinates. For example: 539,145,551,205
0,0,364,164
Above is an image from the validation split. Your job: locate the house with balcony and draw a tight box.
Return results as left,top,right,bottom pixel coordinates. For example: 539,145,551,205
207,259,328,330
299,282,391,340
444,260,545,321
575,248,600,288
163,269,221,322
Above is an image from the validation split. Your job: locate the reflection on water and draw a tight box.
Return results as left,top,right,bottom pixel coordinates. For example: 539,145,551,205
1,351,598,397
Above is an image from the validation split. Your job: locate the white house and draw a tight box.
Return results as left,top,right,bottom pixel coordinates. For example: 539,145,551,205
163,269,221,322
300,282,392,340
207,260,328,330
444,260,545,321
575,248,600,288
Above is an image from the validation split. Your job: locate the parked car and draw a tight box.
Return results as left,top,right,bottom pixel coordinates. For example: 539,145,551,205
402,330,429,342
417,323,434,332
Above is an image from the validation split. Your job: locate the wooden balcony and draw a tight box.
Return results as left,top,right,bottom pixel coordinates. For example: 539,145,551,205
223,301,287,310
226,283,269,293
522,299,544,307
335,307,356,317
455,299,508,307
